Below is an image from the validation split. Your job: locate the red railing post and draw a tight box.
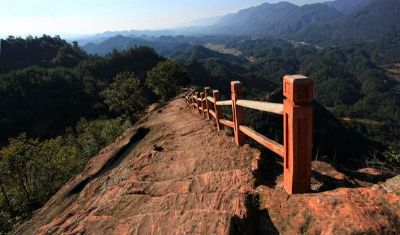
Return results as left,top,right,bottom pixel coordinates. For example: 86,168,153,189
195,92,201,113
186,90,192,107
283,75,313,194
213,90,222,131
192,92,197,109
231,81,245,146
204,87,211,120
191,90,194,107
190,90,194,108
200,92,205,117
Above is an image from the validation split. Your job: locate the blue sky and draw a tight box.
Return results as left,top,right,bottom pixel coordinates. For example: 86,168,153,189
0,0,325,37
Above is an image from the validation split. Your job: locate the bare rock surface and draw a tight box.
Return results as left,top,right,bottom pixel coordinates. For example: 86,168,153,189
381,175,400,196
15,97,400,235
256,184,400,234
15,98,259,235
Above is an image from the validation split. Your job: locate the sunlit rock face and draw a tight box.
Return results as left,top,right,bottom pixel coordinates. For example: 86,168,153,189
15,97,400,235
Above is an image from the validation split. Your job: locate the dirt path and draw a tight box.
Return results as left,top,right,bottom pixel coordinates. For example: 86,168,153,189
16,97,260,235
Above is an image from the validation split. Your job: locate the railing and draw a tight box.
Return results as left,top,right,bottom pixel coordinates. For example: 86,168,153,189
184,75,313,194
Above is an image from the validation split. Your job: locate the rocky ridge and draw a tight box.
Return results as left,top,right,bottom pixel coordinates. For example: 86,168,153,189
15,97,399,234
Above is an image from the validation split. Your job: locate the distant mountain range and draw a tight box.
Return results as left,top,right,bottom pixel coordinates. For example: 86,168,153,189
325,0,374,14
199,0,396,41
297,0,400,42
180,16,223,28
202,2,342,37
83,35,194,56
81,0,400,54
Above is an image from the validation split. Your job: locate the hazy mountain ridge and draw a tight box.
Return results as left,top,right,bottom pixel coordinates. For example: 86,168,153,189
79,0,381,51
296,0,400,42
325,0,375,14
205,2,342,37
82,35,195,56
180,15,223,27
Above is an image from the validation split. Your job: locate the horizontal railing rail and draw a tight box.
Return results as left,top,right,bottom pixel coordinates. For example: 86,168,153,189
216,100,232,106
184,75,313,195
239,125,284,157
236,100,284,115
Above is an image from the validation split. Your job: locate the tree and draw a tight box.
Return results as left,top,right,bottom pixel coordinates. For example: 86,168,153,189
0,117,129,233
146,60,190,101
101,72,146,118
0,66,101,144
75,118,130,158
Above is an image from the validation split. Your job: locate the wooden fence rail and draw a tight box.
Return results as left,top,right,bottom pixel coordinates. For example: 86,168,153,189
184,75,313,194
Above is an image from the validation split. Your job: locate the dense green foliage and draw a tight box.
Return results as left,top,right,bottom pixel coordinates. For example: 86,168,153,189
146,61,190,101
78,46,163,83
0,36,186,234
0,42,164,145
0,66,102,144
0,35,87,73
0,118,130,232
101,73,147,119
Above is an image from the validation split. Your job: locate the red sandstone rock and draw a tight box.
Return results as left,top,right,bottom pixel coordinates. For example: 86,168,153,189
381,175,400,195
256,184,400,234
15,97,259,235
358,167,382,176
15,97,400,235
311,160,352,191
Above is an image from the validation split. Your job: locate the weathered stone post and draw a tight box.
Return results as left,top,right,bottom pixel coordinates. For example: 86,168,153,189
204,87,211,120
283,75,313,194
231,81,245,146
213,90,222,131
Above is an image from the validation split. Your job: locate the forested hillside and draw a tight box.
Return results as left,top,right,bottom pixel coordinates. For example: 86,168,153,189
0,36,87,74
297,0,400,42
206,2,342,37
325,0,374,14
0,36,189,234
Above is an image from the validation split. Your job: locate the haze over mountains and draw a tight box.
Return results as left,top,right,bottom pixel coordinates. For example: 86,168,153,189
81,0,399,55
298,0,400,41
325,0,374,14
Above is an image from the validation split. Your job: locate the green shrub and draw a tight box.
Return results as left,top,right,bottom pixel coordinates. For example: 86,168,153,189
146,60,190,101
0,118,130,234
100,73,146,119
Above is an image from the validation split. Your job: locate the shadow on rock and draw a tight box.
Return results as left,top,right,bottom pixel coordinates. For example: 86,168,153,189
252,148,283,189
229,194,279,235
66,128,150,197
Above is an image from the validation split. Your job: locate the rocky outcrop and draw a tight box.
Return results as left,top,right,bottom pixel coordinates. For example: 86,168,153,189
15,98,260,234
15,97,400,235
256,184,399,234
